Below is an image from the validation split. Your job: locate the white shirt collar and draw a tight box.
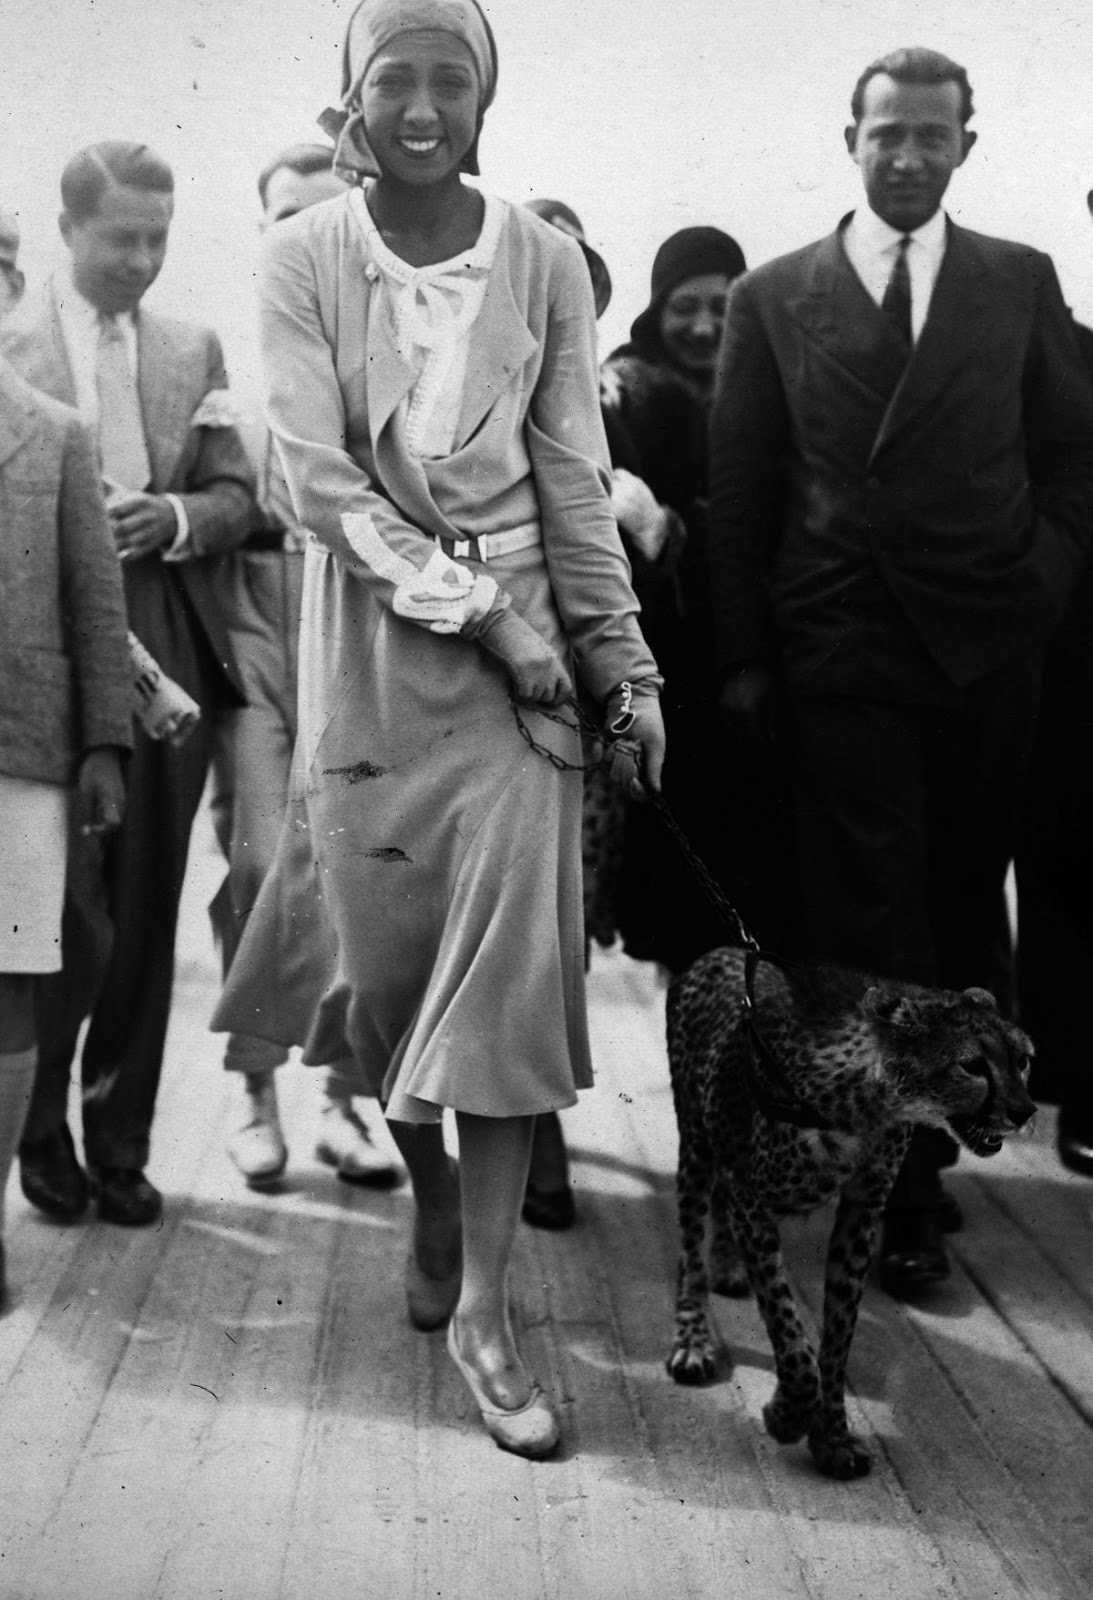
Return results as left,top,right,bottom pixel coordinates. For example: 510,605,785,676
850,205,947,261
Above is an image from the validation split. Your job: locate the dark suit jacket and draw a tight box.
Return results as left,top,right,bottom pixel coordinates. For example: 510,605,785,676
2,284,256,701
707,219,1093,699
0,359,132,784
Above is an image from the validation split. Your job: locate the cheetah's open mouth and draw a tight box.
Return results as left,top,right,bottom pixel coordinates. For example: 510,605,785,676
948,1116,1004,1158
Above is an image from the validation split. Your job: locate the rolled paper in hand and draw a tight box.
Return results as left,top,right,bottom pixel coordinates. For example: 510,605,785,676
128,632,201,746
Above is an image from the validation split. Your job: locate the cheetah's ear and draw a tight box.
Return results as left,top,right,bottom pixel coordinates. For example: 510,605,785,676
861,987,927,1035
961,987,999,1012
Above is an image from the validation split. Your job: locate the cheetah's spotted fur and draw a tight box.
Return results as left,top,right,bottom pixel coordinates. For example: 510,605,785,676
666,948,1035,1479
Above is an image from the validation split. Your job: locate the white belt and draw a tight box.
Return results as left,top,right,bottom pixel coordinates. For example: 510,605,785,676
440,522,541,563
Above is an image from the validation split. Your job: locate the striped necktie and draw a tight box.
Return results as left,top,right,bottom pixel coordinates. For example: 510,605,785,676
881,235,913,347
97,314,151,490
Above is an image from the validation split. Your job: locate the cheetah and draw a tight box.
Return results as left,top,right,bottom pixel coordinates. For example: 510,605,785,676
666,947,1035,1479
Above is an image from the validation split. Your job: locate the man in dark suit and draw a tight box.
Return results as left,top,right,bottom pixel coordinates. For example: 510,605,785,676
708,49,1093,1295
1013,192,1093,1180
2,141,256,1226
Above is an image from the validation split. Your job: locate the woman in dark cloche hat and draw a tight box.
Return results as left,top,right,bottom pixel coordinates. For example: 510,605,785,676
600,226,800,977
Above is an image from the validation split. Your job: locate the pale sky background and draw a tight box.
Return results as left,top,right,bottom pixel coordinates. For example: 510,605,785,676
2,0,1091,416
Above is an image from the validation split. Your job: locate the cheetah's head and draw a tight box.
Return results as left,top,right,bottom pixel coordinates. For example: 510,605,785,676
861,983,1036,1156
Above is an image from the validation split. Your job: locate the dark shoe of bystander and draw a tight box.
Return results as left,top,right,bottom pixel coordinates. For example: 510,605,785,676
19,1124,90,1221
1057,1107,1093,1179
933,1186,964,1233
521,1184,576,1231
91,1167,163,1227
522,1111,575,1231
878,1206,951,1299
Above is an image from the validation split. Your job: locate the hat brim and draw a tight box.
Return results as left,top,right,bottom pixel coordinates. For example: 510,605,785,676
579,242,612,319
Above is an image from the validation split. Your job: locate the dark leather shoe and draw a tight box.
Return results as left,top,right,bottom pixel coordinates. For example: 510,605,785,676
878,1207,951,1299
934,1187,964,1233
92,1167,163,1227
521,1183,576,1231
19,1125,90,1221
1057,1109,1093,1178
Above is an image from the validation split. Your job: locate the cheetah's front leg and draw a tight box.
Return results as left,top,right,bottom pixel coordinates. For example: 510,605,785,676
667,1131,720,1384
807,1194,884,1479
724,1188,821,1443
709,1169,751,1298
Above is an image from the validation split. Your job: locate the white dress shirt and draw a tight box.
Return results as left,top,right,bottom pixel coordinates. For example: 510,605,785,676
52,270,190,557
842,207,948,344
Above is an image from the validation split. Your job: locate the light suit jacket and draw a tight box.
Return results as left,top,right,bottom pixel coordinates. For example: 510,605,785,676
707,218,1093,699
259,191,659,704
0,359,131,783
2,285,257,700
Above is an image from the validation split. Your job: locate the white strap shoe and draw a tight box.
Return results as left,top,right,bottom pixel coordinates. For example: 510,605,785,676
227,1075,287,1187
315,1099,400,1188
446,1320,561,1459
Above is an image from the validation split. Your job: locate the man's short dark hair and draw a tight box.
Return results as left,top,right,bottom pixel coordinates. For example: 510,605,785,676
60,141,174,222
257,143,336,210
850,47,974,127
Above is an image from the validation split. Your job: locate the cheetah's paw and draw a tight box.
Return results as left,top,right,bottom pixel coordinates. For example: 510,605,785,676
808,1425,873,1479
666,1330,720,1385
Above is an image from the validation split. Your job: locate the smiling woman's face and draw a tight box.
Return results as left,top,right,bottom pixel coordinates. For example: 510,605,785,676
658,272,730,379
361,31,480,186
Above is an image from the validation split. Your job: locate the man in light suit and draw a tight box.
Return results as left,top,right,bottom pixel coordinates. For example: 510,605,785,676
0,208,130,1307
708,49,1093,1295
2,141,256,1226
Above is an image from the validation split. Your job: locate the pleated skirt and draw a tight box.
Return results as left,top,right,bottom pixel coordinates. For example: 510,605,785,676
217,539,593,1125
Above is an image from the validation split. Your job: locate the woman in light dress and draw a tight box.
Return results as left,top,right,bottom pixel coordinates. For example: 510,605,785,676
252,0,663,1456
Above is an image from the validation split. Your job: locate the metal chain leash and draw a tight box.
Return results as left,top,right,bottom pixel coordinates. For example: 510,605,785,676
509,690,758,950
510,692,830,1125
508,691,606,774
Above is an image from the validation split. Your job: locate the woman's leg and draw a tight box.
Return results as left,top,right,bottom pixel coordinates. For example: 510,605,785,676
0,977,38,1292
451,1111,537,1409
385,1119,461,1280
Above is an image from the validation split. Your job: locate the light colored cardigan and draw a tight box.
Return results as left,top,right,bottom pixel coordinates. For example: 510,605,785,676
259,191,660,704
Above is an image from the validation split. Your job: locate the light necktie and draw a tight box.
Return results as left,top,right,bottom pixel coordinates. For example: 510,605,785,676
881,235,913,347
96,314,151,490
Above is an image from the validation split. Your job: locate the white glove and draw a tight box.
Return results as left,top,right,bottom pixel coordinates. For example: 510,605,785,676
610,469,672,562
604,681,666,796
477,608,573,705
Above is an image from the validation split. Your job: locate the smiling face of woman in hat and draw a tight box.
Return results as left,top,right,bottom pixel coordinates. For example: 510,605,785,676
361,31,480,186
658,272,730,380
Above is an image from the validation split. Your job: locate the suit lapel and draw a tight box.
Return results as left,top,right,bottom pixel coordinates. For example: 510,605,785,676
23,283,80,406
456,218,537,444
0,362,39,468
136,311,191,490
867,222,991,466
364,291,419,455
787,225,909,405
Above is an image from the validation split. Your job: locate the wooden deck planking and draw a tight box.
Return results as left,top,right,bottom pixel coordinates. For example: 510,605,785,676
0,818,1091,1598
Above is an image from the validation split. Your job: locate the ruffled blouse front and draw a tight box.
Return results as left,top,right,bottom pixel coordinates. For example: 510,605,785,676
350,187,503,461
